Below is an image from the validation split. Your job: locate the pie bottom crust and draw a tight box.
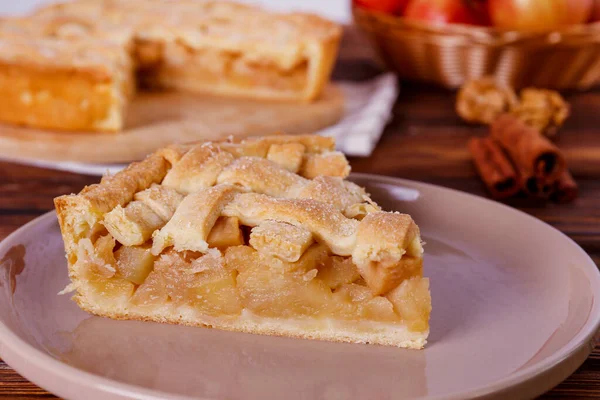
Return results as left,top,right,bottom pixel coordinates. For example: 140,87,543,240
75,293,428,349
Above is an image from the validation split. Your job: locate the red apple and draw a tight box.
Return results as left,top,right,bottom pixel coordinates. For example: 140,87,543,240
488,0,593,31
354,0,411,15
566,0,595,23
591,0,600,21
404,0,489,26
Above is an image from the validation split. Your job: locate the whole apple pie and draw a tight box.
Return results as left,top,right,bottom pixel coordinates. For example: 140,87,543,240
54,135,431,348
0,0,341,132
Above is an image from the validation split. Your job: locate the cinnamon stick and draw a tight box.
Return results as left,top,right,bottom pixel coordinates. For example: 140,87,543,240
523,175,552,199
468,137,521,199
549,170,579,204
491,114,566,182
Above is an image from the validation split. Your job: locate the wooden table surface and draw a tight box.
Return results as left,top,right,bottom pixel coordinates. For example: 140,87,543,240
0,78,598,398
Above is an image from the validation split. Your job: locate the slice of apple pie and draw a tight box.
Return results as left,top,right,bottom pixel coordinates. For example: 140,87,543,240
54,135,431,348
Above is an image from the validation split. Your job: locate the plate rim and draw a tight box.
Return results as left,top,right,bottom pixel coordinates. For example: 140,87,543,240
0,174,597,400
352,173,600,400
0,212,200,400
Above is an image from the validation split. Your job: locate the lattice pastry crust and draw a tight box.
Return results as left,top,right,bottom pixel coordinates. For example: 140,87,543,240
55,135,431,348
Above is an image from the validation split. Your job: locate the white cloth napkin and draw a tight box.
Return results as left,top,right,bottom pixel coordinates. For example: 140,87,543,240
20,73,398,176
321,73,397,157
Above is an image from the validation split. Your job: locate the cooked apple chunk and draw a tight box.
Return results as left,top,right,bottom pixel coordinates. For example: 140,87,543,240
114,245,156,285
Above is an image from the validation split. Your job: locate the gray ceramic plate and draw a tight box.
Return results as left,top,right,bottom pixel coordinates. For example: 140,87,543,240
0,174,598,400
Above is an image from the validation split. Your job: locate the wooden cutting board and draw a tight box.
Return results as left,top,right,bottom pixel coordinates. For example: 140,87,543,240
0,85,344,164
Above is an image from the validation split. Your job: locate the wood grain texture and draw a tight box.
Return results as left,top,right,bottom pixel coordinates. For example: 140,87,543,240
0,78,598,399
0,85,344,164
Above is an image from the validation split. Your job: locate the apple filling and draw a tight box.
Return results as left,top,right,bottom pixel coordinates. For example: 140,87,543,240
76,221,430,332
137,41,309,96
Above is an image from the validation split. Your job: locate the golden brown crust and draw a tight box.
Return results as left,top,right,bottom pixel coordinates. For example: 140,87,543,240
223,193,360,256
151,184,241,255
0,52,113,84
161,144,235,194
91,153,170,212
217,157,307,197
301,151,351,179
103,201,164,247
54,151,170,258
222,134,336,156
266,143,306,173
0,11,134,46
296,176,370,214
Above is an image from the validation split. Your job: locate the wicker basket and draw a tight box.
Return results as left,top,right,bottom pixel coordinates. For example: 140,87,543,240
352,5,600,90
